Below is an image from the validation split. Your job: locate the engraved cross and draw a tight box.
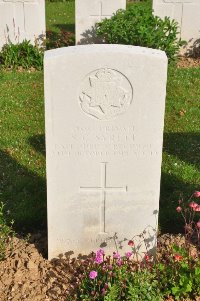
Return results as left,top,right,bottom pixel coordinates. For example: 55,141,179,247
80,162,128,234
90,1,111,21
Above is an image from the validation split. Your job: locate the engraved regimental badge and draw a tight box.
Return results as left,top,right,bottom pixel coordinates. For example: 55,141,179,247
79,68,133,120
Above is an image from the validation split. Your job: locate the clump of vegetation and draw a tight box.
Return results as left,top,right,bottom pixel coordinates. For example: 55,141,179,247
46,29,75,50
96,5,185,61
0,31,75,70
0,40,44,70
66,191,200,301
0,202,14,261
176,191,200,243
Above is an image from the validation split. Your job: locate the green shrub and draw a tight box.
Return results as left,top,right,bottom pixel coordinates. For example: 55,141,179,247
0,40,44,70
0,202,14,261
96,6,184,61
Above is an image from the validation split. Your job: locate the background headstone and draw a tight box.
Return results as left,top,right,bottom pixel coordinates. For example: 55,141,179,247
153,0,200,53
45,45,168,260
76,0,126,44
0,0,45,48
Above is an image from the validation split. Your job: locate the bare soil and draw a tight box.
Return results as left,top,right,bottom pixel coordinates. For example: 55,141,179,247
0,233,72,301
177,57,200,68
0,233,199,301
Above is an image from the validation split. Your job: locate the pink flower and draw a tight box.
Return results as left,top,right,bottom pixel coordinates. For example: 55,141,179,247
176,206,182,212
95,249,104,264
193,205,200,212
117,259,123,266
95,255,103,264
128,240,134,246
194,191,200,198
189,201,198,209
144,254,150,262
89,270,98,279
97,249,105,255
174,254,183,262
197,220,200,228
113,252,120,259
125,251,132,258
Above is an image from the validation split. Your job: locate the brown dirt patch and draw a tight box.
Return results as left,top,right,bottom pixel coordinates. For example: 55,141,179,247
0,233,199,301
0,233,72,301
177,57,200,68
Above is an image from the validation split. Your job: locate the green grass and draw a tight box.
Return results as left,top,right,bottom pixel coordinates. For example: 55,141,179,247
0,71,46,231
46,1,75,33
160,67,200,232
0,0,199,233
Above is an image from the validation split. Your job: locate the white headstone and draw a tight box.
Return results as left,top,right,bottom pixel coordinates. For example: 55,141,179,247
0,0,45,48
45,45,168,260
153,0,200,51
76,0,126,44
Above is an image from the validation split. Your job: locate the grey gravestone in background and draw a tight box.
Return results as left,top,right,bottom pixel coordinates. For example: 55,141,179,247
153,0,200,52
75,0,126,44
0,0,45,48
45,45,168,260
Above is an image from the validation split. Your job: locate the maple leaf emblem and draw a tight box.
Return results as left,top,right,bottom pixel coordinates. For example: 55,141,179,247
80,68,133,120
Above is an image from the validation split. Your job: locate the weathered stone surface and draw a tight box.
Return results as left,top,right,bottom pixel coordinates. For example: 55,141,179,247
76,0,126,44
44,44,168,259
0,0,45,48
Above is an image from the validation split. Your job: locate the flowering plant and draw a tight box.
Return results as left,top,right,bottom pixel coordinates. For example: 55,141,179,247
67,246,162,301
176,191,200,248
67,191,200,301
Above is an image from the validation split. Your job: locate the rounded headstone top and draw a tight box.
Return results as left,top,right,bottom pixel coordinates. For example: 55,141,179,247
44,44,168,61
